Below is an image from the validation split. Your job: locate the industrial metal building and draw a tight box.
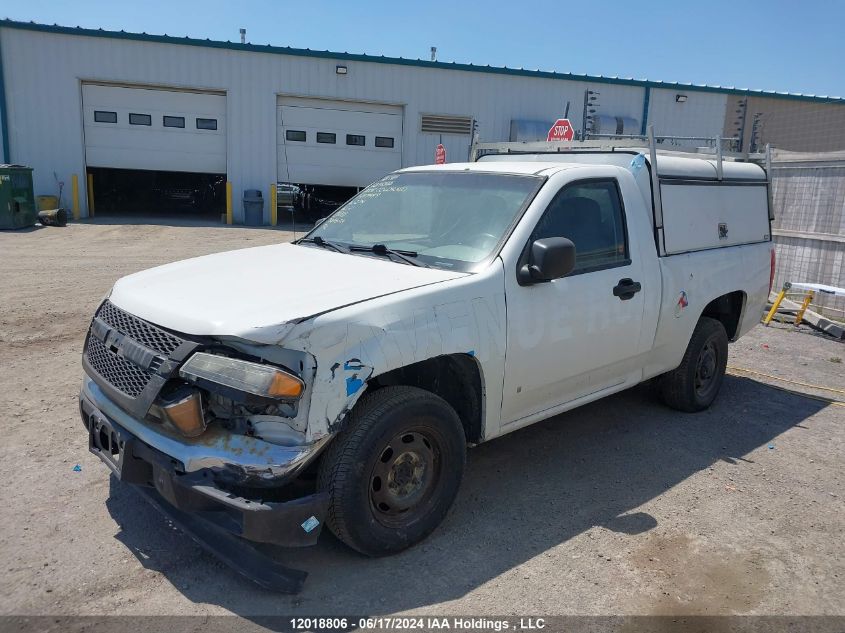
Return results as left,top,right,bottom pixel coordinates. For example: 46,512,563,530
2,19,844,222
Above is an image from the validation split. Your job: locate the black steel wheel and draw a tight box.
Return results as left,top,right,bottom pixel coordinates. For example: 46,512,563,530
318,386,466,556
369,428,443,527
693,338,721,401
659,317,729,412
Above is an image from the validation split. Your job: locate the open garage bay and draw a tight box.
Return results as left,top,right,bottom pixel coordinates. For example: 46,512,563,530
82,84,227,219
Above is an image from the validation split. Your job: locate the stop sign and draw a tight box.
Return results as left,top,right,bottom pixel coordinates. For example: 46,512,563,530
435,143,446,164
547,118,574,142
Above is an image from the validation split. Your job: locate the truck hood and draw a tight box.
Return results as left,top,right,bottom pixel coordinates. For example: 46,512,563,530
108,242,466,344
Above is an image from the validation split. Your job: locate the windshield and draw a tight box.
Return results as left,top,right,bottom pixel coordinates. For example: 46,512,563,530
302,171,543,272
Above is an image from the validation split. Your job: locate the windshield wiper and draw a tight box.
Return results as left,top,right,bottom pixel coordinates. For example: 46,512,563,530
350,243,429,267
296,236,350,254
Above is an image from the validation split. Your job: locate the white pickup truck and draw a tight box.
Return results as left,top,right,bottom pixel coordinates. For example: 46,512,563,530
79,140,774,584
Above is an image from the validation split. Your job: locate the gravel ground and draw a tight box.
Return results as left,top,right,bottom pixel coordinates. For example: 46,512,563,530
0,221,843,620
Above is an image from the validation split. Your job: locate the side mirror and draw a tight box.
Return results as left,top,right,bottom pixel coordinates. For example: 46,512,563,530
518,237,576,285
313,216,328,228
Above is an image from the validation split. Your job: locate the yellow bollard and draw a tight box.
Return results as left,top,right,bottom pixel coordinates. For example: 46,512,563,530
795,290,814,327
270,183,278,226
86,173,95,218
71,174,80,220
763,287,787,325
225,182,233,225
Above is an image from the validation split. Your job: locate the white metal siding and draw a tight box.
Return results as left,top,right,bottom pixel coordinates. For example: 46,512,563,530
647,89,727,140
0,111,5,163
82,84,226,173
276,97,402,187
0,27,649,221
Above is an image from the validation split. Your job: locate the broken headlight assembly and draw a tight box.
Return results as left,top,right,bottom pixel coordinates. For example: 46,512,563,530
148,352,307,440
179,352,305,405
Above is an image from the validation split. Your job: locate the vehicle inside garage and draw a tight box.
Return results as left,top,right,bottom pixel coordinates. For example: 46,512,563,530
276,182,357,221
88,167,225,217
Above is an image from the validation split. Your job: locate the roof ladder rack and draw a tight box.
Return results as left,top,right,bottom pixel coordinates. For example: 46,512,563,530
647,125,664,228
470,131,770,165
470,126,776,232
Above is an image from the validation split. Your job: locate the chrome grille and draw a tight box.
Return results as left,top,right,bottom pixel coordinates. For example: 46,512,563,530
96,301,182,356
85,334,152,397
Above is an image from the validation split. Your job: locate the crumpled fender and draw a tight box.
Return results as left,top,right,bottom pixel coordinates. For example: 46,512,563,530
278,263,508,442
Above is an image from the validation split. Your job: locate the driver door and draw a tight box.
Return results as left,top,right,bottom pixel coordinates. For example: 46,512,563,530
501,178,647,426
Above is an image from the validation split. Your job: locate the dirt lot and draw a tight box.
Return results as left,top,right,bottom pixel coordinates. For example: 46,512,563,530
1,221,843,620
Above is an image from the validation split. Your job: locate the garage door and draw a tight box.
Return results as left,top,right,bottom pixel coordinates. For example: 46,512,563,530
277,97,403,187
82,84,226,174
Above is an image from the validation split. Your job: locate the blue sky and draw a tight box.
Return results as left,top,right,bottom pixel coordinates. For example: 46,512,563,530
4,0,843,96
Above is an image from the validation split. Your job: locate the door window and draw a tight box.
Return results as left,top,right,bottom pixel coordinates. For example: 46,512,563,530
196,118,218,130
94,111,117,123
163,115,185,128
128,113,152,126
530,180,629,274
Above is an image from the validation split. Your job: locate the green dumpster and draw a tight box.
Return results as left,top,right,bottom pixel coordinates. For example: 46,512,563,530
0,165,36,230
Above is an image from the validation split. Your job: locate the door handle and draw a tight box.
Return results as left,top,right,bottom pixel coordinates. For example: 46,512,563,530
613,278,642,300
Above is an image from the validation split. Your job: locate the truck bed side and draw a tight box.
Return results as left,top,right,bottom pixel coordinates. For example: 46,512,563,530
643,241,771,381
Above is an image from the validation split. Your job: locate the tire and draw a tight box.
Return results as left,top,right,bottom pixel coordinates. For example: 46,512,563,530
317,385,466,556
659,317,729,412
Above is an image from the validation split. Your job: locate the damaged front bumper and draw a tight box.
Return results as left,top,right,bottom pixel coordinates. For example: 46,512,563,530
80,376,329,548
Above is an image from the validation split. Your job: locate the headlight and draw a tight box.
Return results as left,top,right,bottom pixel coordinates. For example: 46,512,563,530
180,352,304,402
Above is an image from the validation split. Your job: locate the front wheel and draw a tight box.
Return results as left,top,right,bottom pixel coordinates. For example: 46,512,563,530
317,386,466,556
659,317,729,412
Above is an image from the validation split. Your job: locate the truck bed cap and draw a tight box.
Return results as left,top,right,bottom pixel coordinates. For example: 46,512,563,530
477,151,766,181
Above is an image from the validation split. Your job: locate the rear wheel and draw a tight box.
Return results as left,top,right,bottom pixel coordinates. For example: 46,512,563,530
659,317,729,412
317,386,466,556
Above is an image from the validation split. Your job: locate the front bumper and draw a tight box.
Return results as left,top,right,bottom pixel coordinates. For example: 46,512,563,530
81,376,326,486
80,377,329,548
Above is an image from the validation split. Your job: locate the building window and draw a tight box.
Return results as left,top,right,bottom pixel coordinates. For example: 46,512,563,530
163,115,185,128
375,136,394,148
346,134,366,146
316,132,336,144
129,113,152,126
94,111,117,124
286,130,307,142
196,118,218,130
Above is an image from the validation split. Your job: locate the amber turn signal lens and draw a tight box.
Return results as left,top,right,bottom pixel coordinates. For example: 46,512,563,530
162,391,206,437
267,371,304,398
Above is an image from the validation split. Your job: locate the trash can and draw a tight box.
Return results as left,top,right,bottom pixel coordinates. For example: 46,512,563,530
0,165,37,230
243,189,264,226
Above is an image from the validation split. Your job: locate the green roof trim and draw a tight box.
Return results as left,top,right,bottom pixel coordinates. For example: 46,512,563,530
1,19,843,105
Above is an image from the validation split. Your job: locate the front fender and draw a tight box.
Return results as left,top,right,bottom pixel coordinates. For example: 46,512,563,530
280,262,508,442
